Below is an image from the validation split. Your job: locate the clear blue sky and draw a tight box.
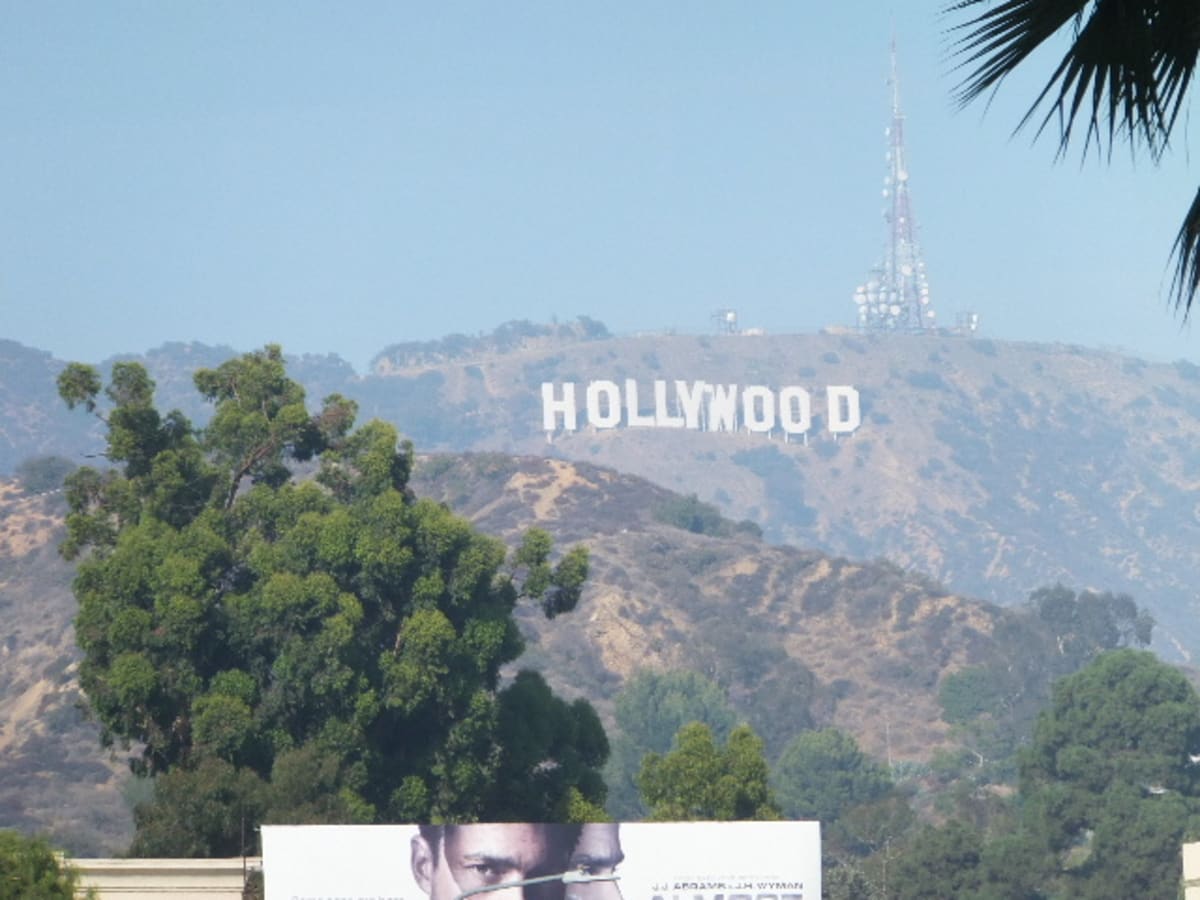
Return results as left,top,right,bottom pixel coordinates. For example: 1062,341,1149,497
3,2,1196,372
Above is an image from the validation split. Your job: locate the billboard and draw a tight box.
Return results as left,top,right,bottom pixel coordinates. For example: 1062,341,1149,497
261,822,821,900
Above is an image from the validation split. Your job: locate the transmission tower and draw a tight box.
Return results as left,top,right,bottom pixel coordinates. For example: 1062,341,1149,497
853,40,936,332
712,308,739,334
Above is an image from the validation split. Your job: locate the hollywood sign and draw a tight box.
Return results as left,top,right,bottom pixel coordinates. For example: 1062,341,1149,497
541,379,860,437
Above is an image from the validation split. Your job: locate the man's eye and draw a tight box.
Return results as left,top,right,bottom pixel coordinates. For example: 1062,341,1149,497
578,865,614,877
468,865,501,881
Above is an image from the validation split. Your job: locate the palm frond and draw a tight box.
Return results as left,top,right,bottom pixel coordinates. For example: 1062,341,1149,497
947,0,1087,110
948,0,1200,310
947,0,1197,160
1171,187,1200,317
1151,3,1200,143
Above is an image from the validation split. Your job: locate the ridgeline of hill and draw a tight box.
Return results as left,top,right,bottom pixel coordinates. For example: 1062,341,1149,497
7,326,1200,657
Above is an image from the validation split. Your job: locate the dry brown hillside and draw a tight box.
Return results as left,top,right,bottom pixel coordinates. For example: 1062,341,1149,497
0,454,1017,852
0,483,130,855
410,453,1007,762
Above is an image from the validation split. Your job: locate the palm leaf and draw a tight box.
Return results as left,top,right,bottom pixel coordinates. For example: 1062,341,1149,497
1172,188,1200,315
947,0,1200,311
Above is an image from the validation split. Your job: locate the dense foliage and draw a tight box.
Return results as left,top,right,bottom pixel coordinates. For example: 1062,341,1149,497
604,670,737,819
1019,649,1200,897
612,625,1199,896
57,346,603,854
885,650,1200,899
936,585,1154,784
772,727,893,823
637,722,779,821
13,455,76,495
0,830,83,900
652,493,761,539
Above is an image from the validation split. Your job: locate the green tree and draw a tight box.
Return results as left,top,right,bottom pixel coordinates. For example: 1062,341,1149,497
898,647,1199,899
654,494,729,537
604,670,737,818
773,728,893,823
948,0,1200,311
57,346,604,853
1030,584,1154,669
129,758,268,858
0,830,85,900
651,493,761,539
939,667,1008,727
889,821,984,900
637,721,780,821
820,861,876,900
1019,649,1200,897
936,585,1155,786
834,794,917,897
879,820,1053,900
488,670,609,821
13,455,76,495
974,829,1054,900
770,729,911,898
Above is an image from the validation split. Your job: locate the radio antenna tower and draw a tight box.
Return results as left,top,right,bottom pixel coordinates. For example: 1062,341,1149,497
853,39,936,332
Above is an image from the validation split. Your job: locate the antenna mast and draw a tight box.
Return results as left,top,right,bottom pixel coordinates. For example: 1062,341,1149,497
853,39,936,332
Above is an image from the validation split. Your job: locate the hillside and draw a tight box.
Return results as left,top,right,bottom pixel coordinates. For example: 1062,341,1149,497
0,482,130,855
409,453,1001,761
0,454,1019,852
6,327,1200,652
355,331,1200,660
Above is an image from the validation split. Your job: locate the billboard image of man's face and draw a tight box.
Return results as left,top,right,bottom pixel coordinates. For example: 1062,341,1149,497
412,824,579,900
567,824,624,900
261,820,821,900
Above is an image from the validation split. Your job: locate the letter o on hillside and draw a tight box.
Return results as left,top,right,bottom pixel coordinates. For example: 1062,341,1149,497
778,386,811,434
586,380,622,429
743,386,775,433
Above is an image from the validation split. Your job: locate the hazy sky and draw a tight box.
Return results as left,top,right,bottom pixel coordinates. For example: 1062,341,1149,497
4,3,1196,372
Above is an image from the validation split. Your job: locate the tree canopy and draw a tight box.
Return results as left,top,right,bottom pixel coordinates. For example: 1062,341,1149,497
1030,584,1153,667
13,455,76,495
0,830,83,900
948,0,1200,312
772,727,893,823
872,648,1200,898
936,584,1155,785
889,821,984,900
57,346,604,853
637,721,779,821
604,669,737,818
1019,649,1200,896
